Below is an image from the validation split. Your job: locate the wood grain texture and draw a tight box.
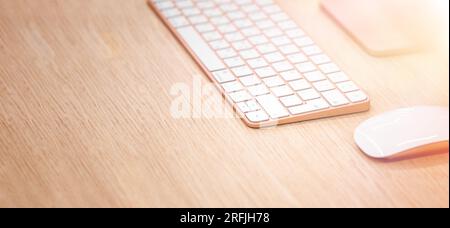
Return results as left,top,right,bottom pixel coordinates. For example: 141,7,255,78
0,0,448,208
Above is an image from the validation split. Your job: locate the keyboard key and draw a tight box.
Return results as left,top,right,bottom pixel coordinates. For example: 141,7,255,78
227,11,246,20
241,27,261,37
234,18,253,29
169,16,189,28
225,32,245,42
242,4,259,13
257,43,277,54
246,110,269,122
177,27,226,71
285,28,305,38
307,98,330,110
240,75,261,86
273,61,294,72
296,62,317,73
280,95,303,107
213,70,236,83
217,48,237,59
279,44,300,55
221,81,244,93
256,94,289,119
328,72,349,83
248,11,267,22
247,58,268,68
256,19,275,30
197,1,214,9
346,91,368,103
246,100,261,112
218,24,237,34
155,1,174,10
255,67,276,78
319,63,340,74
237,100,260,113
289,98,330,115
256,0,274,6
229,90,252,102
310,54,331,64
302,45,322,55
280,70,302,81
189,15,208,24
224,57,245,68
239,0,255,6
264,52,285,63
248,84,270,96
262,5,282,14
203,31,222,42
337,81,359,93
221,3,239,12
232,40,252,50
177,1,194,9
278,20,297,30
270,12,289,22
289,79,311,91
272,36,291,46
204,9,223,18
303,71,326,82
293,37,314,47
263,28,283,38
287,53,308,64
232,66,253,77
196,23,215,33
162,8,181,18
263,76,285,87
249,35,269,45
240,50,260,60
271,85,294,97
210,16,230,25
173,0,190,9
236,101,250,113
313,80,335,92
298,88,321,100
209,39,230,50
322,90,350,107
241,2,258,11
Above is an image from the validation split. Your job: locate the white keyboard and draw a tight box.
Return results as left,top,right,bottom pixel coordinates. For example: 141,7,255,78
149,0,370,128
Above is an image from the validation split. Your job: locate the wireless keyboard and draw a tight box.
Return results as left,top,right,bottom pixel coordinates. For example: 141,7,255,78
149,0,370,128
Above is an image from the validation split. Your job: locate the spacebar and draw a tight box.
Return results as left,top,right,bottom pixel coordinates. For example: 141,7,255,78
176,26,225,72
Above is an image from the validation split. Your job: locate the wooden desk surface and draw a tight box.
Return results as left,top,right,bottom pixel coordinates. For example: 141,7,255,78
0,0,448,208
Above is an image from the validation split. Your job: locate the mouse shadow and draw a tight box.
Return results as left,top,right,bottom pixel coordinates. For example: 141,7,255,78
367,148,449,168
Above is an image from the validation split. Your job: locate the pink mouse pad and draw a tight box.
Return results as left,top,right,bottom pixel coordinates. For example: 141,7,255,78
321,0,423,56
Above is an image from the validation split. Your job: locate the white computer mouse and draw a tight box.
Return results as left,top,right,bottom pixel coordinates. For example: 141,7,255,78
354,106,449,159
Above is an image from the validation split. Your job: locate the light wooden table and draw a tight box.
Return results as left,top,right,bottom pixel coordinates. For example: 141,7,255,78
0,0,448,208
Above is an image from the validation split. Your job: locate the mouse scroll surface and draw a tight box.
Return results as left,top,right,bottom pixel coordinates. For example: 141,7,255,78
354,106,449,159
